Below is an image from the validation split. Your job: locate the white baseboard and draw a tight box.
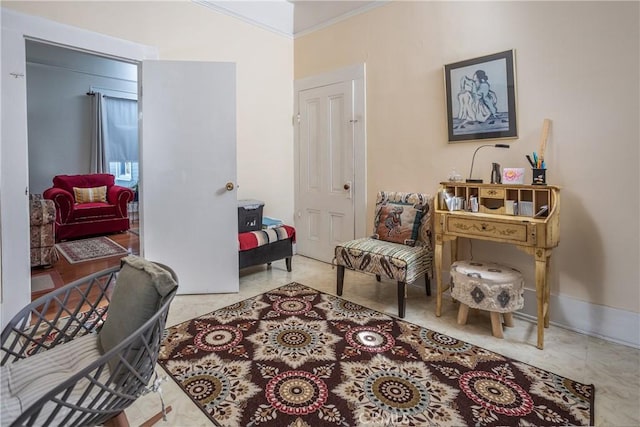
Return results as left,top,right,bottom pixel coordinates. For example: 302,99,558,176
516,288,640,349
427,273,639,349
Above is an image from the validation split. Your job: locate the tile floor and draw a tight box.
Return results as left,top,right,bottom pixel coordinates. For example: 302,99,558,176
127,255,640,426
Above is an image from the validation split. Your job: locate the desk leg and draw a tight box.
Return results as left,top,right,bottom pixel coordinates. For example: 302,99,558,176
450,238,458,264
534,249,551,349
435,237,444,317
544,253,551,328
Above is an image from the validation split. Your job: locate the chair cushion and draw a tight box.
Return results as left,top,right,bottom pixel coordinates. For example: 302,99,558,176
98,255,178,372
372,192,431,247
335,237,432,284
70,202,119,221
1,333,110,426
73,186,107,204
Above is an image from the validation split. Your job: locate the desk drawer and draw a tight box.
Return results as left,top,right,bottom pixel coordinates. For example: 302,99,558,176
446,217,529,243
480,187,505,199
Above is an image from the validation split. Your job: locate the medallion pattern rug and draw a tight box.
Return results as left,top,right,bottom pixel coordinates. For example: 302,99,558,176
158,283,594,427
56,236,129,264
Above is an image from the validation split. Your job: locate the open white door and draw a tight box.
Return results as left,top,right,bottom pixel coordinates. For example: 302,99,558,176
141,60,238,294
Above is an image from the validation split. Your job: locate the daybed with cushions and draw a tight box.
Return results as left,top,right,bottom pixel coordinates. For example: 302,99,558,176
43,173,134,241
239,225,295,271
0,256,178,426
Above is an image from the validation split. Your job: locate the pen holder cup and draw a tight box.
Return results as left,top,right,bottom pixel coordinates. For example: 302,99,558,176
532,168,546,185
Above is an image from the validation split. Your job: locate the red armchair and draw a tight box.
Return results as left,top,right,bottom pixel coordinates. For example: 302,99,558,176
43,174,134,241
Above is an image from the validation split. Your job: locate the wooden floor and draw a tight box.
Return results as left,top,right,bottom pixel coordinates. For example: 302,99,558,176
30,222,140,302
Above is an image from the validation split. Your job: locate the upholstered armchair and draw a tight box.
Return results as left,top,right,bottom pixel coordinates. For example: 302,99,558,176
335,191,434,318
29,194,59,267
43,174,134,241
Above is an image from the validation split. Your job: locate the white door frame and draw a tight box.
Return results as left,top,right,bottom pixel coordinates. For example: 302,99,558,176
0,8,157,327
293,64,367,243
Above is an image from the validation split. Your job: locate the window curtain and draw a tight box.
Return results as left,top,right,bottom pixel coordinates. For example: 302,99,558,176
90,93,138,173
89,91,107,173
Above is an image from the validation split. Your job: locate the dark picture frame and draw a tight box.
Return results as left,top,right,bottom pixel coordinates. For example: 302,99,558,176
444,50,517,143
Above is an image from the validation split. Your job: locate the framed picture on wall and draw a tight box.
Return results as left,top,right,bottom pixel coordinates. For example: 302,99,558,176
444,50,517,143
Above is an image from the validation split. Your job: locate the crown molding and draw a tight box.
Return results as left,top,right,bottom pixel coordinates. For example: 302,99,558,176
193,0,294,39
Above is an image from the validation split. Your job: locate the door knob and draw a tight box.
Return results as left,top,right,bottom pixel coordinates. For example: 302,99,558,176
226,182,235,191
343,183,350,190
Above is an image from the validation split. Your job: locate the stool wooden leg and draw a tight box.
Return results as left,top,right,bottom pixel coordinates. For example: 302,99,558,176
397,281,406,318
503,312,514,327
337,265,345,296
490,312,504,338
457,303,469,325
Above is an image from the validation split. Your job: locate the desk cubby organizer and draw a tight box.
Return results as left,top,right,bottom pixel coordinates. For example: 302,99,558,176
441,183,554,217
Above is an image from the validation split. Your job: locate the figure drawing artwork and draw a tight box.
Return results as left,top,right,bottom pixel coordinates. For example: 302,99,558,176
445,50,517,142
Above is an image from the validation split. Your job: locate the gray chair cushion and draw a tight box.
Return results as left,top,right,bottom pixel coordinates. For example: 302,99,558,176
1,334,110,426
98,255,178,370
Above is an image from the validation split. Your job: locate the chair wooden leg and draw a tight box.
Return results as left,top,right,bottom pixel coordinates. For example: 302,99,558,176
285,257,292,272
140,406,173,427
337,265,345,296
104,411,130,427
376,274,381,282
425,273,431,296
397,281,406,318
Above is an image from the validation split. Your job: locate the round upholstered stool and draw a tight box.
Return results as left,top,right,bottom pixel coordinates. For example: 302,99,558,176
450,260,524,338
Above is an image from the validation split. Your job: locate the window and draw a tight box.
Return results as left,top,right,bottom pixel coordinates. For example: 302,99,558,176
110,161,133,181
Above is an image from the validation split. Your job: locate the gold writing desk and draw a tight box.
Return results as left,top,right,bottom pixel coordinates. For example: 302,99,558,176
434,182,560,349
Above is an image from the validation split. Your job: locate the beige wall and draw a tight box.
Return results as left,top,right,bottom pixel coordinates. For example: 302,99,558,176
5,1,639,315
295,1,640,313
3,0,295,224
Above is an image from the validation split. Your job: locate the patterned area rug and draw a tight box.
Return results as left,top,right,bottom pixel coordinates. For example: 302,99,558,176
158,283,594,427
56,236,129,264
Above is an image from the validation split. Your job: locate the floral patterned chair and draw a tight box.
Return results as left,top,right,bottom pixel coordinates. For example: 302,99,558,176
29,194,59,267
334,191,434,318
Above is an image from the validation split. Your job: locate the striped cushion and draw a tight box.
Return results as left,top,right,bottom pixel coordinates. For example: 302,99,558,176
335,237,432,284
73,186,107,204
1,333,110,426
238,225,296,251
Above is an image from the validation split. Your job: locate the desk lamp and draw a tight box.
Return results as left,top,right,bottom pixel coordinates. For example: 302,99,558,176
466,144,510,183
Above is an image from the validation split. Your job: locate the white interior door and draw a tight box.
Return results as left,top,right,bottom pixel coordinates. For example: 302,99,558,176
141,60,238,294
1,25,31,326
296,81,355,263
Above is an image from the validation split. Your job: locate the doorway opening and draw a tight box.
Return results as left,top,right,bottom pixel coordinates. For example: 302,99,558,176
26,39,141,299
